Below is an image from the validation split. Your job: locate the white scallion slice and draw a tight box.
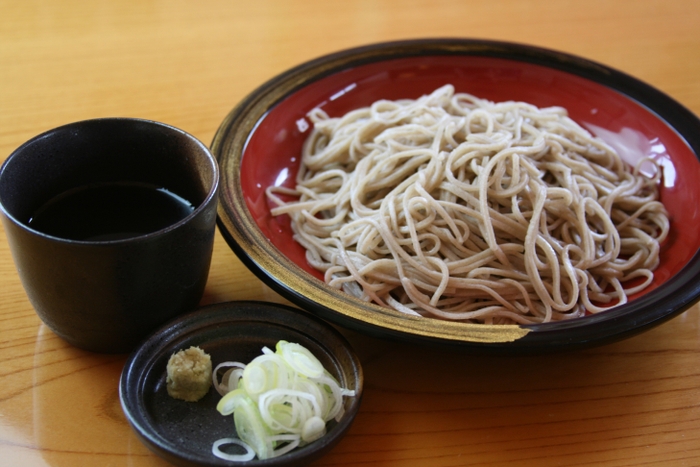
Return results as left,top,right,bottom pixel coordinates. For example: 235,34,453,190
242,353,294,402
310,372,344,421
270,433,301,457
258,388,322,433
276,340,324,378
242,360,269,396
216,388,248,416
233,395,274,460
227,368,245,392
212,437,255,462
212,361,246,396
301,416,326,443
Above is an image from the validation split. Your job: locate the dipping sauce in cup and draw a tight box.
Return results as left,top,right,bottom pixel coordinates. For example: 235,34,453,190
27,181,195,242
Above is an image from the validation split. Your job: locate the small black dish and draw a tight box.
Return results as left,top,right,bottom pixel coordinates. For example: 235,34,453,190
119,301,363,467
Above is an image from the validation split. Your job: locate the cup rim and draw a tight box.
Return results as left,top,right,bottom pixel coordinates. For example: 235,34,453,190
0,117,220,244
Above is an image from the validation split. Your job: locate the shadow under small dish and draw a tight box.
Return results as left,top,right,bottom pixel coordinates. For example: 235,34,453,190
212,39,700,353
119,301,363,467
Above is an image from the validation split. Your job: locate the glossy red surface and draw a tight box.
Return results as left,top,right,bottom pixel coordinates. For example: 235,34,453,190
241,55,700,301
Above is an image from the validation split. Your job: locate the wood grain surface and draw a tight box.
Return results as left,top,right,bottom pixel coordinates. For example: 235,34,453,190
1,1,699,466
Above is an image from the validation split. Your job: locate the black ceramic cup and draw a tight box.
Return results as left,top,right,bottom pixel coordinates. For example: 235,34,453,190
0,118,219,353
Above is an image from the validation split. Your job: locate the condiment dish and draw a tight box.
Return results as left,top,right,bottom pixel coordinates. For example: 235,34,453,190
120,301,363,467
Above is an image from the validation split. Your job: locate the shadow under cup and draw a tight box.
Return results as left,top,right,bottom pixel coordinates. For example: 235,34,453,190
0,118,219,353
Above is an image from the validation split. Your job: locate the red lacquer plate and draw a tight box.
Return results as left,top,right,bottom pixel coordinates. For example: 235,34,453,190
212,39,700,353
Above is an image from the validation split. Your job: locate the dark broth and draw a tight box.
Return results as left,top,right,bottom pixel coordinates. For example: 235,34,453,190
28,181,195,241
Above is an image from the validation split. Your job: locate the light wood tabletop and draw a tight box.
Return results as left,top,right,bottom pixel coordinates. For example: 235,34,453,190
2,1,700,466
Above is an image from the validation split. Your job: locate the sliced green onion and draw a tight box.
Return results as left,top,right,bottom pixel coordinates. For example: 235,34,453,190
293,378,328,420
270,434,301,457
228,368,244,391
233,394,274,460
310,372,344,421
258,389,322,433
216,388,248,416
301,416,326,443
242,361,268,396
242,352,294,402
214,341,356,460
276,340,324,378
212,361,246,396
212,437,255,462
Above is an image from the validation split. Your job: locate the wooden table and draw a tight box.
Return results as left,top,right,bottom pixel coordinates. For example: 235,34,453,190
2,1,700,465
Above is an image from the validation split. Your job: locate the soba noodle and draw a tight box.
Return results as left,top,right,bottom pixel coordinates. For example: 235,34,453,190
266,85,669,324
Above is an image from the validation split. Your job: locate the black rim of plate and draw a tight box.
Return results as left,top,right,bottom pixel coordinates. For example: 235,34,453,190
212,38,700,354
119,301,363,466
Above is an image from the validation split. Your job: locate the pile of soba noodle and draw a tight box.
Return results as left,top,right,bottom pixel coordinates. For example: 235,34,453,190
267,85,670,324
